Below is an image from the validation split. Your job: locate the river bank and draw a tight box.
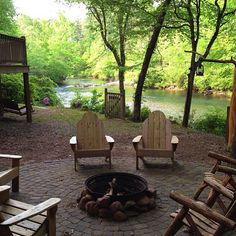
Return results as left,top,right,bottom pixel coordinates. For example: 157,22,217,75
56,78,230,119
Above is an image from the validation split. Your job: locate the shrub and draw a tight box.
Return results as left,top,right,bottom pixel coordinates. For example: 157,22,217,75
71,89,104,113
191,108,226,135
140,106,151,121
30,76,61,106
0,74,60,106
0,74,24,102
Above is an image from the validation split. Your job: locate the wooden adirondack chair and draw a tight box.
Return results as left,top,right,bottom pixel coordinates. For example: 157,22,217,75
70,112,115,171
0,154,21,192
132,110,179,170
164,159,236,236
0,185,60,236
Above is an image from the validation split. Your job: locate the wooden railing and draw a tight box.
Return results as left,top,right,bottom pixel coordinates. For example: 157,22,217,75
0,34,27,65
104,88,125,119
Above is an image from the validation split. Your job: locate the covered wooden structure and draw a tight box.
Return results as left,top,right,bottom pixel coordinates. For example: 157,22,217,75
0,33,32,122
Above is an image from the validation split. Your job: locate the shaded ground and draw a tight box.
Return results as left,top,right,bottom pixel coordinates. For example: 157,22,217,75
0,107,233,235
0,107,228,165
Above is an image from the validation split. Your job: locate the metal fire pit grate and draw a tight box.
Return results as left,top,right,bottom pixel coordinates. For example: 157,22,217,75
85,172,148,202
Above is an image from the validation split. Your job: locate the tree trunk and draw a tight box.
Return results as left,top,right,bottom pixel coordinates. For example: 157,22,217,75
132,0,171,121
118,67,125,93
182,46,197,127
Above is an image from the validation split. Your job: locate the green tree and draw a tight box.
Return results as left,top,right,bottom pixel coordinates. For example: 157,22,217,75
0,0,17,34
133,0,172,121
168,0,236,127
17,14,82,84
64,0,155,93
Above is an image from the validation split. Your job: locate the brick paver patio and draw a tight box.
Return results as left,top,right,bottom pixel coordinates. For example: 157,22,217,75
9,157,235,236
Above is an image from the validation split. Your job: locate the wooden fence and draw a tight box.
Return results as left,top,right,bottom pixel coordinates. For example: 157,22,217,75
104,88,125,119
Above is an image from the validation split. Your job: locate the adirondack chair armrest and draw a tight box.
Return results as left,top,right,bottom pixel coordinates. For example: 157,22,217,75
70,136,77,152
171,136,179,152
105,135,115,150
0,154,22,160
169,191,236,229
132,135,142,151
204,176,234,199
132,135,142,144
0,198,61,226
208,151,236,165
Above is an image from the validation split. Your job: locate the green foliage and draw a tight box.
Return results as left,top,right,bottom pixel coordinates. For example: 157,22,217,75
140,106,151,121
0,75,24,102
0,75,60,106
71,89,104,113
30,76,61,106
191,108,226,135
17,15,84,84
0,0,17,34
125,105,132,119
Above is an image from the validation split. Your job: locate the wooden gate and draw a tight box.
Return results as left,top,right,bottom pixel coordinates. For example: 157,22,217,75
105,88,125,119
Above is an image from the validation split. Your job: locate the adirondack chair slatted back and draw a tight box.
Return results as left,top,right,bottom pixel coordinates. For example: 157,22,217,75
142,111,172,150
77,112,106,150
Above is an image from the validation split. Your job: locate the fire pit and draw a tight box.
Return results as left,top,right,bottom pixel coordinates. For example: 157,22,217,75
77,172,157,221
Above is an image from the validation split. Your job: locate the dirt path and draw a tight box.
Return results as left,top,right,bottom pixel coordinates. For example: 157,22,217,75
0,108,228,166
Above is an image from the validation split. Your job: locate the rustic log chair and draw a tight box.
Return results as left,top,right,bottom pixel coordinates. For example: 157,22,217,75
164,153,236,236
0,185,61,236
0,154,21,192
164,186,236,236
70,111,115,171
132,110,179,170
194,152,236,203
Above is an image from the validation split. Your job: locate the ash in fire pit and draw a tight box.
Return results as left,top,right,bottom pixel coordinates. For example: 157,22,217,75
77,172,157,221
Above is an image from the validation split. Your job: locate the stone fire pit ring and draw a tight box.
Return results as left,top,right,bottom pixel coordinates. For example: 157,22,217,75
85,172,148,202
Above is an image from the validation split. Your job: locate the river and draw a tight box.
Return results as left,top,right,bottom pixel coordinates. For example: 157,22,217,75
56,79,230,118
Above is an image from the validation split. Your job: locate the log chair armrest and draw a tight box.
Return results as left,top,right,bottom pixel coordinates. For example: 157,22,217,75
204,176,234,200
0,154,22,160
105,135,115,150
208,152,236,165
217,165,236,176
169,191,236,229
69,136,77,152
0,198,61,226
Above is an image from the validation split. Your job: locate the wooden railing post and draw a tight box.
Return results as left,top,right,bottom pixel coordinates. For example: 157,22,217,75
105,88,108,117
226,106,230,143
